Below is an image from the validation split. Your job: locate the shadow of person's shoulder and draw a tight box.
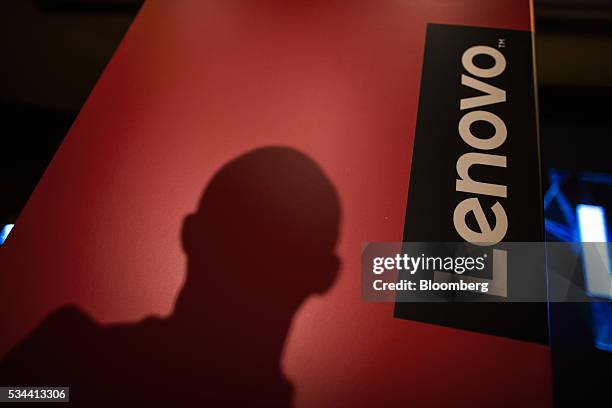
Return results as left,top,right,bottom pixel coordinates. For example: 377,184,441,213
2,305,167,387
18,305,166,345
7,305,99,357
42,305,99,332
0,305,101,386
103,314,167,349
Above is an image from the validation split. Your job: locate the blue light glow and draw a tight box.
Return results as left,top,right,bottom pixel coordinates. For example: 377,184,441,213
577,204,611,298
577,204,609,243
576,204,612,352
0,224,14,245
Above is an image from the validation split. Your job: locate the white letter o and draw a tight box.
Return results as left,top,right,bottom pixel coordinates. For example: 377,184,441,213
462,46,506,78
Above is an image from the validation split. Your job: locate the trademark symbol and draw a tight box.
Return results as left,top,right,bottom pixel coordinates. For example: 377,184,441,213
498,38,506,48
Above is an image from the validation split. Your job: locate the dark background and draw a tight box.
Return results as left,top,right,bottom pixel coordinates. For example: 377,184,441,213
0,0,142,227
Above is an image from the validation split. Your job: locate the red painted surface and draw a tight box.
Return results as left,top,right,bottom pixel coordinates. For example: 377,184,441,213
0,0,550,406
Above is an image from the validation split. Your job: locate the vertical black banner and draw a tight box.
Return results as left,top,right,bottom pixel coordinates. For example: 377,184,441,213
395,24,547,343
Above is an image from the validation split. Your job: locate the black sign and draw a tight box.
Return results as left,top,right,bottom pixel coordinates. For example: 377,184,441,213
394,24,547,344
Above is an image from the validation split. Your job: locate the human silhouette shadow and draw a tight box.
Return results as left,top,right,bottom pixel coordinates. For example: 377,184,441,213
0,147,341,407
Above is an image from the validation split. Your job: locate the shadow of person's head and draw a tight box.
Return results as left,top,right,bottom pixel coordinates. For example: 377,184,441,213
177,147,340,341
0,146,341,406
